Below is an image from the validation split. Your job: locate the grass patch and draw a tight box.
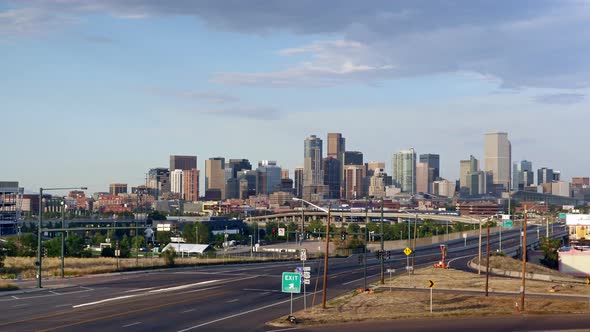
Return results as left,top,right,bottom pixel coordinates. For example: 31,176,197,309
0,281,18,291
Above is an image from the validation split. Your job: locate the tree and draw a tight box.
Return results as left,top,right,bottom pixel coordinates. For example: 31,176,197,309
539,237,561,269
156,231,172,246
66,234,86,257
162,246,176,266
147,211,167,221
132,235,145,250
347,223,360,239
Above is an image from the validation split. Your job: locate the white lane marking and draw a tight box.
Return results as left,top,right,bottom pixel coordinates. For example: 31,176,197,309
266,328,301,332
12,303,30,308
243,288,281,293
181,309,196,313
148,280,219,293
55,303,72,308
446,253,477,268
184,286,221,294
124,287,156,293
176,292,318,332
73,294,138,308
342,272,381,285
73,285,220,308
122,322,142,328
226,299,239,303
49,291,61,295
260,292,270,296
0,288,95,303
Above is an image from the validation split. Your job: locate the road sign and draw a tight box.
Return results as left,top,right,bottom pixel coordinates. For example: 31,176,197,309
502,220,513,229
278,228,285,236
282,272,301,293
304,279,311,285
559,213,567,219
386,269,396,273
428,280,435,288
586,277,590,285
303,266,311,271
403,247,413,256
300,249,307,261
303,272,311,279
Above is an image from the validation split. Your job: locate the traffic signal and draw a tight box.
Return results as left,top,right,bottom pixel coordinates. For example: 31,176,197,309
375,251,381,259
386,250,391,260
340,231,347,241
42,247,47,257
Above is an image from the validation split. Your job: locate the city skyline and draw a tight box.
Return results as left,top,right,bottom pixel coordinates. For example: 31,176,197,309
2,1,589,193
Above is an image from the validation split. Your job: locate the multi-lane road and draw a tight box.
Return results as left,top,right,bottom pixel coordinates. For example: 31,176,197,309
0,226,569,331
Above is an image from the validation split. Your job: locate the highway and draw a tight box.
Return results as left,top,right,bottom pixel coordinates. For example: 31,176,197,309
0,225,568,331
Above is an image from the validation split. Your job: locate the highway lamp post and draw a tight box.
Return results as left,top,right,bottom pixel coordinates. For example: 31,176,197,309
485,216,491,296
521,208,528,311
60,201,67,279
380,199,385,284
37,186,86,288
364,198,370,291
293,198,331,309
249,235,253,257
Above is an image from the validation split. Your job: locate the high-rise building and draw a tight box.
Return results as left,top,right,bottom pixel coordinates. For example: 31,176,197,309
109,183,128,196
281,169,290,179
257,160,282,195
294,167,304,198
416,162,430,193
392,148,416,194
419,154,440,180
484,132,511,191
553,170,561,181
323,157,341,199
343,165,365,199
147,168,170,199
183,169,199,202
227,159,252,178
514,160,534,190
205,157,226,199
552,181,571,197
572,177,590,186
537,167,554,185
327,133,345,159
344,151,363,166
170,155,197,171
366,161,386,176
459,155,479,195
368,168,388,198
303,135,327,200
170,170,184,196
237,170,258,199
432,179,456,197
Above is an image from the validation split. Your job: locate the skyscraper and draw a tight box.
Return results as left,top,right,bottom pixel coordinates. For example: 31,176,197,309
183,169,199,202
459,155,479,195
538,167,554,185
227,159,252,178
257,160,282,195
303,135,326,200
170,169,184,196
419,154,440,180
294,167,304,198
327,133,345,160
343,165,365,199
416,162,429,193
344,151,363,166
484,132,511,191
392,148,416,194
147,168,170,199
205,157,226,199
170,155,197,171
109,183,128,196
323,157,341,199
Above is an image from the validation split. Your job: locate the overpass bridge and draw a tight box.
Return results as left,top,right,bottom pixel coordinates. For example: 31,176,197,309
245,210,484,227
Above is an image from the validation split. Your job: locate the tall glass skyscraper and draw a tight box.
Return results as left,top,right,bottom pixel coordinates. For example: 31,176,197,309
484,132,511,191
392,148,416,194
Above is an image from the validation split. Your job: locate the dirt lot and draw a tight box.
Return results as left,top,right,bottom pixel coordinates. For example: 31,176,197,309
269,258,590,327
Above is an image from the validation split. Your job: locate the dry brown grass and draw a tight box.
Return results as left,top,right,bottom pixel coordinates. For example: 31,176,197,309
269,266,590,327
275,290,590,326
474,255,573,278
1,255,288,280
0,280,18,291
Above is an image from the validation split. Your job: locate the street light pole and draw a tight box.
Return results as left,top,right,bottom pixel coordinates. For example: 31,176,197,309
60,201,66,279
37,186,87,288
380,199,384,285
521,208,528,311
478,217,483,275
293,197,331,309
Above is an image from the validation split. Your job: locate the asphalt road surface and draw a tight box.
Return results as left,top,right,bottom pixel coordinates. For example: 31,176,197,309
0,225,568,331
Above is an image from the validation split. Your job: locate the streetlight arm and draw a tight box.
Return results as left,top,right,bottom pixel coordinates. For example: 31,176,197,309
292,198,328,213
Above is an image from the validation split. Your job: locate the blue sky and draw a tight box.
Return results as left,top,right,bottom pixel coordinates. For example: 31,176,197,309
1,1,589,194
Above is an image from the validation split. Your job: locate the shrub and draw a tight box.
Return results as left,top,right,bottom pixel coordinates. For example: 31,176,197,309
162,247,176,267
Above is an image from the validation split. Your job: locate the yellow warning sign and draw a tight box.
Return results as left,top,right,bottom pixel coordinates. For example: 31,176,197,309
403,247,413,256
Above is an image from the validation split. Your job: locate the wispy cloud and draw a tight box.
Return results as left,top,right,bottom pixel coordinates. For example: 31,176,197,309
190,107,281,120
534,93,585,105
146,87,239,104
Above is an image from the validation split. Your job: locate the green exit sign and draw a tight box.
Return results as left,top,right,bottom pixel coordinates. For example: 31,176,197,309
281,272,301,293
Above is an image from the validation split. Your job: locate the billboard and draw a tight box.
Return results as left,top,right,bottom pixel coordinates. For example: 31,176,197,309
566,214,590,226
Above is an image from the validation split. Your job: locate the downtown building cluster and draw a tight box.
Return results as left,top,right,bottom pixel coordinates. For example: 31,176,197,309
3,131,590,230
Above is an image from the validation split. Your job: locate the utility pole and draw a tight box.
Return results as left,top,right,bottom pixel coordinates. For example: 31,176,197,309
485,218,490,296
380,199,385,284
478,217,482,275
321,206,331,309
61,201,66,279
520,208,528,311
